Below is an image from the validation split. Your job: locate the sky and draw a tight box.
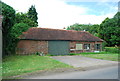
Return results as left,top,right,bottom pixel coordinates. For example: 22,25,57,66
1,0,119,29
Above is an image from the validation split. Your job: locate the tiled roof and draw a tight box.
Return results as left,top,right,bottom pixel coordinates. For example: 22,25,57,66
19,27,104,42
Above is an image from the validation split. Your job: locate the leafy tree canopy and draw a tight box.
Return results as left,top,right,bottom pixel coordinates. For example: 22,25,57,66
1,1,16,56
28,5,38,26
1,1,15,33
99,12,120,46
1,2,39,57
15,12,38,27
67,23,99,36
67,12,120,47
10,23,30,38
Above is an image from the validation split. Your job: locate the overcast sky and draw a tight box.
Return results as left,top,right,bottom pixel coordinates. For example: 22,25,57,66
2,0,119,29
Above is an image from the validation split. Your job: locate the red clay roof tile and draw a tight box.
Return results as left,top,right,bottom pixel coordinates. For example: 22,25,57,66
19,27,104,42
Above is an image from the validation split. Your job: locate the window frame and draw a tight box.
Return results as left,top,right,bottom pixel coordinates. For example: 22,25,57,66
76,43,83,50
95,44,101,50
84,44,90,50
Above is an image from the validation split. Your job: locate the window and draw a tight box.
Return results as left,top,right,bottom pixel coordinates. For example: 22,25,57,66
95,44,101,50
76,44,83,50
84,44,90,50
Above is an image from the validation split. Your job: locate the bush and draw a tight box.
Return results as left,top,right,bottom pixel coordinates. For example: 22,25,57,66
69,53,80,55
36,52,45,56
46,54,54,56
105,47,119,53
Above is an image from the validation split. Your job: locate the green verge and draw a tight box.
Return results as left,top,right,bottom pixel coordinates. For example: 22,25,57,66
2,55,73,78
69,51,119,61
79,52,119,61
79,54,119,61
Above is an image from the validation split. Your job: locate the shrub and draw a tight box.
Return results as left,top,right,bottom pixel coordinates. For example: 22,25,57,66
105,47,119,53
36,52,45,56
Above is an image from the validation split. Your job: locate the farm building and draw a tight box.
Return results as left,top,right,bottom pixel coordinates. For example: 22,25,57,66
16,27,104,55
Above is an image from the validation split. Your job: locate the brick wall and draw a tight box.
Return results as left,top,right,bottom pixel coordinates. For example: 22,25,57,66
16,40,103,55
69,41,103,53
16,40,48,55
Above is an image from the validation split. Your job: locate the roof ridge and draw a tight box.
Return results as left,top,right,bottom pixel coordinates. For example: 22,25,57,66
30,27,87,32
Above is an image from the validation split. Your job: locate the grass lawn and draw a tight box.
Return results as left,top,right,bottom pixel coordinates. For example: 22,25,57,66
2,52,119,78
2,55,73,78
78,52,119,61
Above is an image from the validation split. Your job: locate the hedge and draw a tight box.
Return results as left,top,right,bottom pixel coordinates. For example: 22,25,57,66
105,47,120,54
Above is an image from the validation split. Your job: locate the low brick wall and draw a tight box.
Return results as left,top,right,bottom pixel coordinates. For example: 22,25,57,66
16,40,48,55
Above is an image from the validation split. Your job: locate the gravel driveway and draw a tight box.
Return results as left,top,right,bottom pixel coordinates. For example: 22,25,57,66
50,56,118,68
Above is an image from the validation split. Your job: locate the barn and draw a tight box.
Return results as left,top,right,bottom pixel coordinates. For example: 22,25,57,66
16,27,104,55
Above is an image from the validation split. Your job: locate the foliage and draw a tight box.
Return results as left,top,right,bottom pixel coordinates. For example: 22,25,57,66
67,23,91,31
67,23,99,36
67,23,83,31
1,2,39,57
11,8,39,56
1,1,15,31
105,47,120,54
15,12,37,27
89,24,99,36
2,55,73,78
28,5,38,26
67,12,120,47
102,41,107,50
69,53,80,56
46,54,55,56
1,1,16,56
69,51,117,55
36,52,45,56
8,23,30,56
10,23,30,38
98,12,120,46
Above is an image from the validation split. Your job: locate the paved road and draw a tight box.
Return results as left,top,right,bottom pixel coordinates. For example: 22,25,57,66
26,66,118,79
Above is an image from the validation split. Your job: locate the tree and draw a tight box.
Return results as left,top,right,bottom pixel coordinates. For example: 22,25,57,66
10,23,30,38
67,23,99,36
1,1,16,56
11,23,30,39
98,17,110,41
6,23,30,56
109,12,120,46
98,12,120,46
67,23,92,31
15,12,37,27
89,24,99,36
67,23,82,31
9,23,30,54
1,2,39,57
28,5,38,26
